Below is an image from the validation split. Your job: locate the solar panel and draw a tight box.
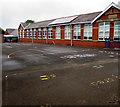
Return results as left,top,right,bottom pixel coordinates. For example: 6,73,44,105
49,16,77,25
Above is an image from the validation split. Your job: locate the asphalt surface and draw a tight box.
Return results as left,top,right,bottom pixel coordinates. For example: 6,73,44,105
2,43,120,106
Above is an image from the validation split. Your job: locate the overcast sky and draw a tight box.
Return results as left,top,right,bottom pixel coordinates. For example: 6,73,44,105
0,0,119,30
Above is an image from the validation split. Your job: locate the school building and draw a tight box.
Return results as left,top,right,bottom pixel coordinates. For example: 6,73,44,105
18,2,120,48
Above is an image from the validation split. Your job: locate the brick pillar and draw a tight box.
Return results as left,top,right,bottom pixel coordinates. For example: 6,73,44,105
24,29,26,38
61,26,64,40
71,25,74,39
36,28,38,38
92,22,98,40
81,24,84,40
52,26,56,39
110,21,114,39
41,28,43,39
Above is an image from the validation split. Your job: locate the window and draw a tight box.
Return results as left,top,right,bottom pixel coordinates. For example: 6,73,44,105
26,29,29,38
20,30,24,38
84,24,92,40
65,25,71,40
43,28,47,39
74,24,81,40
48,27,52,39
38,28,42,39
33,29,36,38
30,29,33,38
98,22,110,41
114,21,120,41
56,26,61,39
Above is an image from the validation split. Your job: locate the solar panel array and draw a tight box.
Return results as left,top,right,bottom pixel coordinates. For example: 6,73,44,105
49,16,78,25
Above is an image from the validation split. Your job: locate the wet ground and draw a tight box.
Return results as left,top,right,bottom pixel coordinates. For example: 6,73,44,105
2,43,120,106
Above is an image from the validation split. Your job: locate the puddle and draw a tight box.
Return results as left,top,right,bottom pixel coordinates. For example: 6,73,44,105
109,55,115,58
6,45,12,48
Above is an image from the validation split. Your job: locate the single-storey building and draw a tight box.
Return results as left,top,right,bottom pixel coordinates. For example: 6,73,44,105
18,2,120,48
0,27,5,43
4,29,18,42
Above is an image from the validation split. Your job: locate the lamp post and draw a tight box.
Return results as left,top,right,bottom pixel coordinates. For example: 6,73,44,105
70,24,73,46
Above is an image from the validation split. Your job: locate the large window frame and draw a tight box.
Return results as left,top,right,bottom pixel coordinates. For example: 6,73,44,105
114,21,120,41
65,25,71,40
33,29,36,38
98,22,110,41
48,27,52,39
84,24,92,40
38,28,42,39
20,30,24,38
26,29,29,38
73,24,81,40
30,29,33,38
43,28,47,39
56,26,61,39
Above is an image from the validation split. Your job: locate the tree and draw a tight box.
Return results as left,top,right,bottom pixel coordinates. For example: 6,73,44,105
25,20,34,23
0,27,5,34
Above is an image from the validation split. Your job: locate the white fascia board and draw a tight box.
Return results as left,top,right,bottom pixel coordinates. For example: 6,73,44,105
92,2,120,23
20,23,25,29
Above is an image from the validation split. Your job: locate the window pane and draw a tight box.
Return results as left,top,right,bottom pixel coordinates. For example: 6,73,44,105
115,21,120,25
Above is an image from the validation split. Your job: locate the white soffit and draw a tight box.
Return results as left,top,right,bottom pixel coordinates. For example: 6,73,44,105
49,16,77,25
4,35,17,37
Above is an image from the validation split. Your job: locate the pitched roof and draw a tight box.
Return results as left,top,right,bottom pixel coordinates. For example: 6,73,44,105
10,29,18,36
5,29,18,36
24,12,101,29
27,19,55,29
20,23,30,29
6,29,15,34
19,2,119,29
71,11,102,24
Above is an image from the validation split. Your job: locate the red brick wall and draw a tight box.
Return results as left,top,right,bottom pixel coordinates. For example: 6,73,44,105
92,22,98,40
19,7,120,48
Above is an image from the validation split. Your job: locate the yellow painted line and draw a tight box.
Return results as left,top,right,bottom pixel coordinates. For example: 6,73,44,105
41,77,49,81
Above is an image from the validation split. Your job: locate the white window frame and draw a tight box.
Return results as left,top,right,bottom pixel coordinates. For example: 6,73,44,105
98,22,110,41
65,25,71,40
73,24,81,40
114,21,120,41
20,30,24,38
84,24,92,40
33,29,36,38
26,29,29,38
38,28,41,39
56,26,61,39
48,27,52,39
30,29,33,38
43,28,47,39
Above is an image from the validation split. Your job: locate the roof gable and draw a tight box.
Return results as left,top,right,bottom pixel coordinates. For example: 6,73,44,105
6,29,15,34
92,2,120,23
5,29,18,35
18,23,31,29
